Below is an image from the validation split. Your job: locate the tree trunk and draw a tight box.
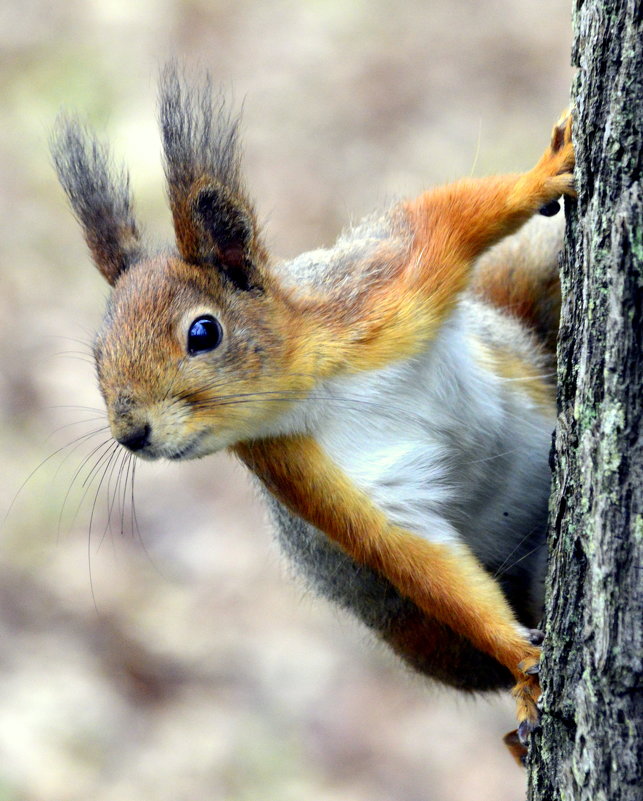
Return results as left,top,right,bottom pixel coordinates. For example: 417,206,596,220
528,2,642,799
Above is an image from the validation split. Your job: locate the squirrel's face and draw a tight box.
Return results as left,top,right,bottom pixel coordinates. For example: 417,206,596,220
51,68,332,460
95,255,304,460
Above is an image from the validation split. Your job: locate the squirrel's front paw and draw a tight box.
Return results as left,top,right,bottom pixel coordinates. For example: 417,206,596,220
540,110,576,201
503,643,542,767
512,649,541,742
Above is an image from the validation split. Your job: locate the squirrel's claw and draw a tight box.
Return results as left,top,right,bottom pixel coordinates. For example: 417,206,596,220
538,199,561,217
518,716,540,745
528,628,545,646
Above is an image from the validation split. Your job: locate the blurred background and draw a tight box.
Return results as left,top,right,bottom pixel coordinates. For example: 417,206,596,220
0,2,573,799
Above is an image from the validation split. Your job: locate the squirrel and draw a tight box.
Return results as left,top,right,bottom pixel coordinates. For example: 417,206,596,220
50,66,575,764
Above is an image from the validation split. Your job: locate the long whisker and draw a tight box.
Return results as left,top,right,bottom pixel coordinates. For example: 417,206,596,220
186,391,441,428
98,444,128,548
45,417,107,442
119,452,134,537
186,393,412,430
104,447,129,546
128,459,157,564
86,444,126,612
51,350,97,363
57,439,116,542
47,405,107,414
495,372,556,383
111,456,166,577
52,426,112,482
468,448,524,465
47,334,94,349
94,446,125,552
3,426,110,530
189,388,553,432
495,542,543,578
130,458,140,543
171,369,318,402
492,524,540,579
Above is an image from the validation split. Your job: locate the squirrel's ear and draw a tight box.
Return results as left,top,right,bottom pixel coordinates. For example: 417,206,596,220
159,64,266,291
50,117,143,286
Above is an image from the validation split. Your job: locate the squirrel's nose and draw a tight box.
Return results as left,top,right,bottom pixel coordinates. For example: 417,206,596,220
117,424,151,452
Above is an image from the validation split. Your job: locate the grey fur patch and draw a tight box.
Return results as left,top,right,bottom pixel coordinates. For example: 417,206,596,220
264,490,414,630
273,209,409,305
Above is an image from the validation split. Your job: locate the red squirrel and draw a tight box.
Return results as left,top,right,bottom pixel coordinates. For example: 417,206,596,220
51,66,575,763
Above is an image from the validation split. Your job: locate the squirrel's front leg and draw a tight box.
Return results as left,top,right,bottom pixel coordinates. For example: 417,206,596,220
235,435,542,728
404,111,575,305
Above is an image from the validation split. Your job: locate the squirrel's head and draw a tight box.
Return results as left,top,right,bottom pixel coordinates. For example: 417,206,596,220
51,66,314,460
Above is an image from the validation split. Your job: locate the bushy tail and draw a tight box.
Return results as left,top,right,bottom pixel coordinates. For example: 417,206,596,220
471,214,564,355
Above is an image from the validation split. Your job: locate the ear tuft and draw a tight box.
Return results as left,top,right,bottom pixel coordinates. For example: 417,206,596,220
159,64,266,291
50,116,143,285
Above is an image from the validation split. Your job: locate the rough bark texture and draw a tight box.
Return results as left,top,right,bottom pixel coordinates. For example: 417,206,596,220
528,2,642,799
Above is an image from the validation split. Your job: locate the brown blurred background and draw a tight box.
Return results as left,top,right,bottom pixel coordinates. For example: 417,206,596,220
0,2,573,799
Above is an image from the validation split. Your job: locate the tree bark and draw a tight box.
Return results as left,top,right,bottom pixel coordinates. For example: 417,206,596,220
528,2,642,799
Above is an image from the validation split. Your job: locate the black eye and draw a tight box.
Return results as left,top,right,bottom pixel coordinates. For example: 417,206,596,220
187,315,223,355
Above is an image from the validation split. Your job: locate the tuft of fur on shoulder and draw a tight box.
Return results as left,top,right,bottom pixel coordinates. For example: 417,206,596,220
274,209,411,310
50,116,143,284
159,62,244,202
